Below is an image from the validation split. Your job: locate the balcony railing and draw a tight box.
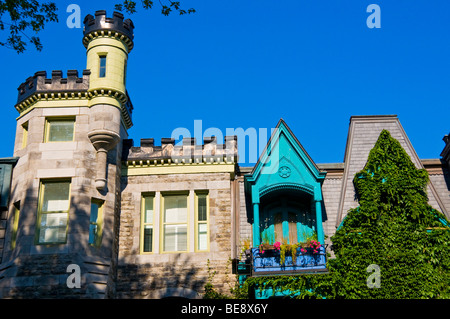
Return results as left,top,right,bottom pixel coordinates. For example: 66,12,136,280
250,245,327,276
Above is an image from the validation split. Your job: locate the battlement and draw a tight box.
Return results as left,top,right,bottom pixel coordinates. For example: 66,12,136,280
122,136,238,163
83,10,134,49
16,70,90,104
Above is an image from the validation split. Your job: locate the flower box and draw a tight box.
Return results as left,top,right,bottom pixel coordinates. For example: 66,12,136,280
251,245,327,275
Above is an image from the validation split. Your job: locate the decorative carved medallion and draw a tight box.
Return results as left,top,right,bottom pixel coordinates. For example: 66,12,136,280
278,165,291,178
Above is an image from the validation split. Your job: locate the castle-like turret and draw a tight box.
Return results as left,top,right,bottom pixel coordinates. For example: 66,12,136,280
2,10,136,299
83,10,134,109
83,10,135,191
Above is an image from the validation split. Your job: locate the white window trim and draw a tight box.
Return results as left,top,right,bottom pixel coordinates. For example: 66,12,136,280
140,190,210,254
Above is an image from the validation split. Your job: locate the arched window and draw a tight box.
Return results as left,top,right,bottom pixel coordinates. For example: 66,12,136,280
260,192,315,245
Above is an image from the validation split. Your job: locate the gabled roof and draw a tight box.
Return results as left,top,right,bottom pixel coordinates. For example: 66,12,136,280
245,119,326,188
335,115,449,227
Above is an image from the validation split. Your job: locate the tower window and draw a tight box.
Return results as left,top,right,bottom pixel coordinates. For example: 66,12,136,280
21,122,28,149
99,55,107,78
11,202,20,249
44,118,75,142
123,58,127,85
36,180,71,244
89,199,104,247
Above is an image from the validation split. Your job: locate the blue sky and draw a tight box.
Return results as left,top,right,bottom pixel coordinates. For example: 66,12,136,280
0,0,449,165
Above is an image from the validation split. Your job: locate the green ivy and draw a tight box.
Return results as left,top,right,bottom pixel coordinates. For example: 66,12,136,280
237,130,450,299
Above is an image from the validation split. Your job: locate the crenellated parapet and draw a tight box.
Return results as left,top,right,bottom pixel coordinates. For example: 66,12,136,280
14,69,133,129
16,70,90,111
122,136,239,165
83,10,134,52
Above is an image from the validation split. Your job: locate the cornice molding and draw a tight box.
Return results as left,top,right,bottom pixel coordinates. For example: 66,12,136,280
15,91,90,114
124,156,237,168
82,30,134,52
122,160,237,178
15,87,133,130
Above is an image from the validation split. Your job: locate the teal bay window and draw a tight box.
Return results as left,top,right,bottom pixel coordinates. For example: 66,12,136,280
243,119,327,275
260,193,317,246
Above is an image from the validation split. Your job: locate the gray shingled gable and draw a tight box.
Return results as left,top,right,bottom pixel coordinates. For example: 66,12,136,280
335,115,448,227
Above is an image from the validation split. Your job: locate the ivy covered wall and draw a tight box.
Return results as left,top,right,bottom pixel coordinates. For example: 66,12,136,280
208,130,450,299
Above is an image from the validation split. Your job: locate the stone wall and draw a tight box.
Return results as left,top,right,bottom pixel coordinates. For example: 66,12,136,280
116,172,235,298
424,160,450,217
235,174,251,258
0,105,126,298
321,174,344,243
0,253,111,298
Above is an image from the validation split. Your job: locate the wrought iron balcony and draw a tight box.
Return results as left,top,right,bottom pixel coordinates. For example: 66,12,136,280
249,245,327,276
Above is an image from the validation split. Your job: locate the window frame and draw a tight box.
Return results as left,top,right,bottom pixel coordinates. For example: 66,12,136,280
123,58,127,85
160,191,189,253
21,122,28,149
44,117,75,143
261,201,311,245
140,193,155,254
35,179,71,245
89,198,104,247
99,54,107,78
194,191,209,252
11,201,20,249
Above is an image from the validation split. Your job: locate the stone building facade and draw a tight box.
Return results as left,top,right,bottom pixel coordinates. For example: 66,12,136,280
0,11,448,299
